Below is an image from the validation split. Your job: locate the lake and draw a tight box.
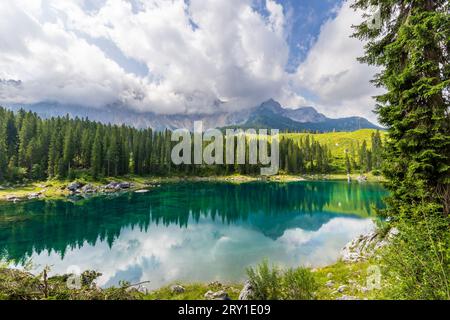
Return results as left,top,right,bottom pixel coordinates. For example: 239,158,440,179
0,181,388,289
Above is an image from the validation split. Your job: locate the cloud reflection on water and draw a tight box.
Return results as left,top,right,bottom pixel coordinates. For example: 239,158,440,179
24,216,374,289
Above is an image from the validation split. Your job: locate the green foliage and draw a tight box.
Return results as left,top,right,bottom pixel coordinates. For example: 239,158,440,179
246,260,317,300
381,210,450,300
282,129,385,174
352,0,449,300
281,267,318,300
246,260,281,300
352,0,450,218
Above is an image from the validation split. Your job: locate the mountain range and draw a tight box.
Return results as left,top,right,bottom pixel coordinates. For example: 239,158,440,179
4,99,381,132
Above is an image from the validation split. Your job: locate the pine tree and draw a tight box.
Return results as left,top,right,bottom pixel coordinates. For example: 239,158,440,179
352,0,450,216
91,126,103,179
17,112,36,169
63,125,75,177
359,140,368,173
0,127,7,182
371,130,383,170
106,130,119,176
4,112,18,162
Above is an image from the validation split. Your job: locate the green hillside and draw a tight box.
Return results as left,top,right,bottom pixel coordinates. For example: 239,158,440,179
281,129,387,172
282,129,386,154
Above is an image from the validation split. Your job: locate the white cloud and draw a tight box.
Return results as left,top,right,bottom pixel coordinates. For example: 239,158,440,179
0,1,150,109
293,1,383,123
0,0,306,114
0,0,381,121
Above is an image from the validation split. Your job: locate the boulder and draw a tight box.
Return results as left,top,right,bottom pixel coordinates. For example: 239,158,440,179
340,227,399,263
170,285,185,294
104,181,132,190
81,184,96,194
205,290,230,300
67,182,83,192
27,192,42,200
337,285,348,293
118,182,131,189
238,280,255,300
6,195,21,202
104,182,120,190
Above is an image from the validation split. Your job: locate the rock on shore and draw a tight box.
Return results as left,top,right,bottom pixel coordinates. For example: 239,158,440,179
340,227,399,262
238,281,255,300
66,181,135,195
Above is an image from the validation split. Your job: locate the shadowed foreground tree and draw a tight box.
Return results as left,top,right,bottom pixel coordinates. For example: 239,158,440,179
352,0,450,299
352,0,449,217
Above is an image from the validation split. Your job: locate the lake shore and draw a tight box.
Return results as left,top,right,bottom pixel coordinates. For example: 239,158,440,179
0,173,385,203
0,258,380,300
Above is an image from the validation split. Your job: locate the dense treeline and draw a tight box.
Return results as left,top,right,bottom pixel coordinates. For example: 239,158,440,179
0,107,382,182
0,107,174,182
279,136,332,174
280,130,383,175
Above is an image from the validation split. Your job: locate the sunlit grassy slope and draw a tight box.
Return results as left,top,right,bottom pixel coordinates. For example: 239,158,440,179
282,129,386,155
281,129,387,170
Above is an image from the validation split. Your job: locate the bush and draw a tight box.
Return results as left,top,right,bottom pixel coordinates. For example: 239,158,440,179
281,267,318,300
381,205,450,300
246,259,281,300
246,260,318,300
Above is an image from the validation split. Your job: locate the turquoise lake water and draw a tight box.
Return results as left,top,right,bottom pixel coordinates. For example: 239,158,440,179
0,181,388,289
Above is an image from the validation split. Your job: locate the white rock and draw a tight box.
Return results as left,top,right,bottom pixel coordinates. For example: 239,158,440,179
205,290,230,300
337,285,348,293
340,227,399,263
239,281,254,300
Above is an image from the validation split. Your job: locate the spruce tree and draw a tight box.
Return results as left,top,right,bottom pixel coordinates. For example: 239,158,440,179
91,126,103,179
352,0,449,217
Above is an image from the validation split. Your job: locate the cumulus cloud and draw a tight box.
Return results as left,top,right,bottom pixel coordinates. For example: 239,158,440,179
0,0,381,120
0,0,307,114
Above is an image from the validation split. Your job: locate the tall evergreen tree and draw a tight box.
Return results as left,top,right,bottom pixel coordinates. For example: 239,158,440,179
352,0,450,216
91,126,103,179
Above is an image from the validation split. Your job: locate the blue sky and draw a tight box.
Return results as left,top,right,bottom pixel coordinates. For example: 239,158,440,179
259,0,343,71
0,0,380,121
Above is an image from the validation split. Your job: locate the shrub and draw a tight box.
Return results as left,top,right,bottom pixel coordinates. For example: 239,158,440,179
246,259,281,300
281,267,318,300
381,205,450,300
246,260,318,300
